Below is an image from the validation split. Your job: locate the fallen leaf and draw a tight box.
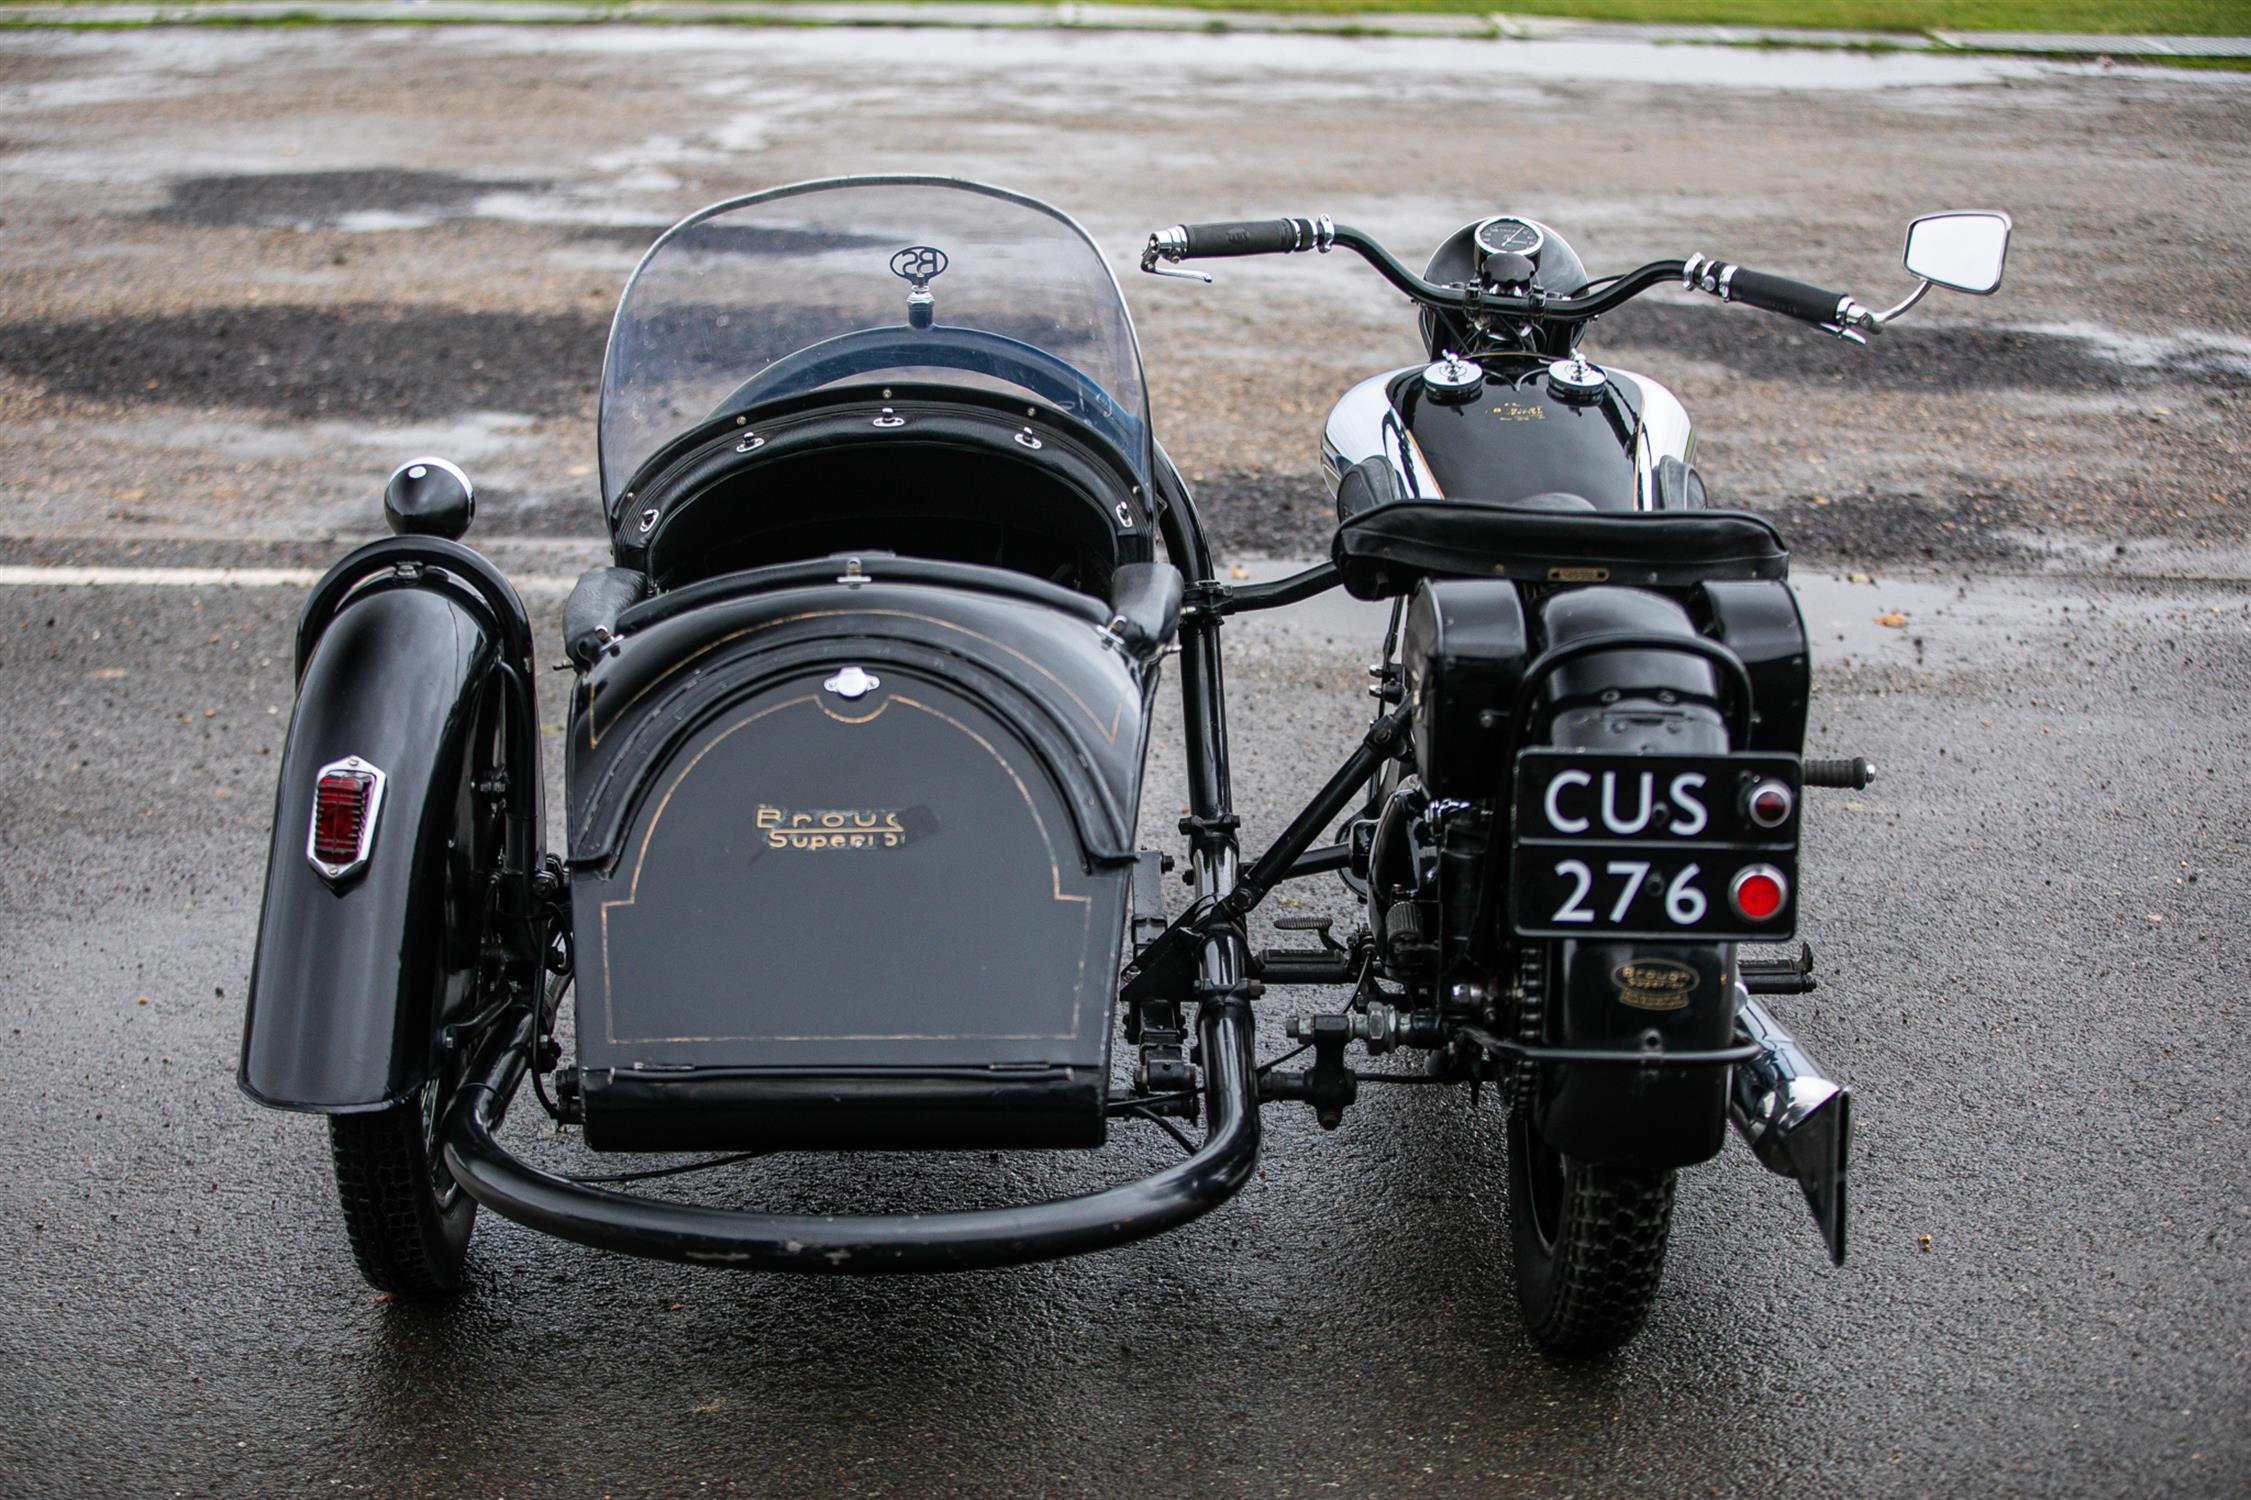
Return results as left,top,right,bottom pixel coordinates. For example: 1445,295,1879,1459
1874,613,1908,628
1917,1234,1933,1252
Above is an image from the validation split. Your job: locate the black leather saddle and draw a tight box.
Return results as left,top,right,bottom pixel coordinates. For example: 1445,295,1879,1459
1334,495,1789,599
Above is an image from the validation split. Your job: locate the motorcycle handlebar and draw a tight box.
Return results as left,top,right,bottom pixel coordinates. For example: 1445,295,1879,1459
1144,217,1874,339
1144,216,1677,318
1175,218,1332,258
1686,256,1860,330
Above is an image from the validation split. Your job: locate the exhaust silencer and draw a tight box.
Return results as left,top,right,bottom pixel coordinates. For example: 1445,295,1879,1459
1729,991,1851,1265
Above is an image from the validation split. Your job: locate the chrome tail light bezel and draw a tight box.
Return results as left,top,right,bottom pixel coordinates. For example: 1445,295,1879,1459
306,755,387,882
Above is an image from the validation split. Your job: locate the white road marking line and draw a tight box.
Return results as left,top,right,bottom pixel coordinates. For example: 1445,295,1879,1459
0,565,580,591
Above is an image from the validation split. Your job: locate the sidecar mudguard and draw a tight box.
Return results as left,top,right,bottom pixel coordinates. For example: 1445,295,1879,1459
239,539,533,1114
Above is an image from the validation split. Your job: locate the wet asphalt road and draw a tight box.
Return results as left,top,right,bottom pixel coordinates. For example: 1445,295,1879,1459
2,23,2250,1500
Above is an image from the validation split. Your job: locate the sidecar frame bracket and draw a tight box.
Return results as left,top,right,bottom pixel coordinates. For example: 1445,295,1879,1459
443,997,1261,1274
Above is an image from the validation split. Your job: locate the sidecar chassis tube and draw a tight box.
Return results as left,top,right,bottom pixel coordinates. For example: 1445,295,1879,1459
442,1001,1260,1273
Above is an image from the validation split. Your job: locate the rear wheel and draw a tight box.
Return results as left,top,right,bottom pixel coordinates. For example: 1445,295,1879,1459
1505,1102,1675,1356
329,1081,475,1296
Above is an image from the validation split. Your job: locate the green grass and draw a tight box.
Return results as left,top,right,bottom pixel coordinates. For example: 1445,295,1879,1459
0,0,2245,32
1130,0,2251,31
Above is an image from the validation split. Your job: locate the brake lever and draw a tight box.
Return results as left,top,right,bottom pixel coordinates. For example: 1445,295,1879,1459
1141,228,1214,282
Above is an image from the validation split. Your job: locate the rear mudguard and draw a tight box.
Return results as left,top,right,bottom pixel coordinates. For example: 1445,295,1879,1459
239,539,536,1114
1527,585,1742,1170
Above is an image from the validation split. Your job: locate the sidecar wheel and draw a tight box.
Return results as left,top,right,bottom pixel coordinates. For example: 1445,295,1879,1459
1505,1106,1674,1357
328,1083,476,1297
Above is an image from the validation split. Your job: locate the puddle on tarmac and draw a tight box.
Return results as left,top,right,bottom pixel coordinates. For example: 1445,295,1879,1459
148,169,542,231
1217,557,2244,675
0,304,607,420
1593,302,2251,396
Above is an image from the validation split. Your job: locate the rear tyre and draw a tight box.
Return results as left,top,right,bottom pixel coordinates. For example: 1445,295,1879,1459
1506,1106,1675,1356
325,677,505,1298
329,1083,475,1297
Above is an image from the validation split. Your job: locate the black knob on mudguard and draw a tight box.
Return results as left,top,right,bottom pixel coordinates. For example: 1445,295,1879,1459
384,456,475,540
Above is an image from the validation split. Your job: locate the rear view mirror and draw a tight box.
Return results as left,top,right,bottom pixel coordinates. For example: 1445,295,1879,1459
1903,211,2012,295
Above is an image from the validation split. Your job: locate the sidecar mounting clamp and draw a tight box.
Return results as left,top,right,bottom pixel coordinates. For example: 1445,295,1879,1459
1262,1013,1358,1130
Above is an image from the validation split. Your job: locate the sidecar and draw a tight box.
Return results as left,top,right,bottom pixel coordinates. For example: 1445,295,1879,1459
241,178,1260,1290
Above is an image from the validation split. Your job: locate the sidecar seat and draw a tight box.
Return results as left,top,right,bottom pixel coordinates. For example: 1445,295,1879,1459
611,386,1158,601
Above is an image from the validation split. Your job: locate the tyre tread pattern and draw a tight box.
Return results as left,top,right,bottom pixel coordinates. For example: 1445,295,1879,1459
1515,1157,1677,1357
328,1106,471,1297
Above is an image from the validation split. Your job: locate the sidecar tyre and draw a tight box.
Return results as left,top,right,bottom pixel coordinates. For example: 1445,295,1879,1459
314,672,506,1299
1506,1106,1675,1357
328,1086,477,1296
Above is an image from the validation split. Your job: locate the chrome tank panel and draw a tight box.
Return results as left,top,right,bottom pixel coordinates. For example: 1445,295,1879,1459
1320,368,1446,498
1612,368,1696,508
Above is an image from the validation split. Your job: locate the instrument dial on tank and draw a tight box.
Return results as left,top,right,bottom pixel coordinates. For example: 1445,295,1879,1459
1472,216,1546,259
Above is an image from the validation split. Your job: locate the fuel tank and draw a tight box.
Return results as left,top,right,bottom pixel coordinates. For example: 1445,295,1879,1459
1321,358,1694,512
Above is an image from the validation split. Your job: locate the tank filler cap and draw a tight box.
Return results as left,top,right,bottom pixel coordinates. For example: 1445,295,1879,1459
1421,351,1484,404
1546,353,1608,403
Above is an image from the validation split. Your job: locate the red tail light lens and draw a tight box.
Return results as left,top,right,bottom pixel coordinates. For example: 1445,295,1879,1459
307,757,385,878
1746,778,1794,829
1730,865,1788,922
312,774,370,862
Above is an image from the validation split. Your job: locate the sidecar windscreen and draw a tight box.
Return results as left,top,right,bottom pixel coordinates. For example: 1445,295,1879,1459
599,177,1153,508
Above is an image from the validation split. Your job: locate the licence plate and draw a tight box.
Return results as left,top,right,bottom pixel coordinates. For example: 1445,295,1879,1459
1510,750,1800,941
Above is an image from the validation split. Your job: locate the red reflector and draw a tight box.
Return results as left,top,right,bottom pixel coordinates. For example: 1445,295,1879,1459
1732,868,1787,921
312,772,371,865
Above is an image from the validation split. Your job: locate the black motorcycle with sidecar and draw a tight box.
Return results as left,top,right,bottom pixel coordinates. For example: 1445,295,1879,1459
240,176,2009,1353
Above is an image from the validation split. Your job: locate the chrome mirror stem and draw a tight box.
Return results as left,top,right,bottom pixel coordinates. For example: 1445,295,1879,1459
1870,279,1933,327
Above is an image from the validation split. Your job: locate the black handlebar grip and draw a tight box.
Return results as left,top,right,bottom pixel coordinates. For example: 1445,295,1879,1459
1724,266,1851,326
1180,219,1317,258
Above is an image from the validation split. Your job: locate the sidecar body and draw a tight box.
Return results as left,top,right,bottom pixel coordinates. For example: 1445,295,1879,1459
243,178,1258,1274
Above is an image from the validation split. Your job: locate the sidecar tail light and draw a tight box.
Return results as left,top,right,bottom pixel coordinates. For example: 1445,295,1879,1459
307,757,386,881
1730,865,1788,923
